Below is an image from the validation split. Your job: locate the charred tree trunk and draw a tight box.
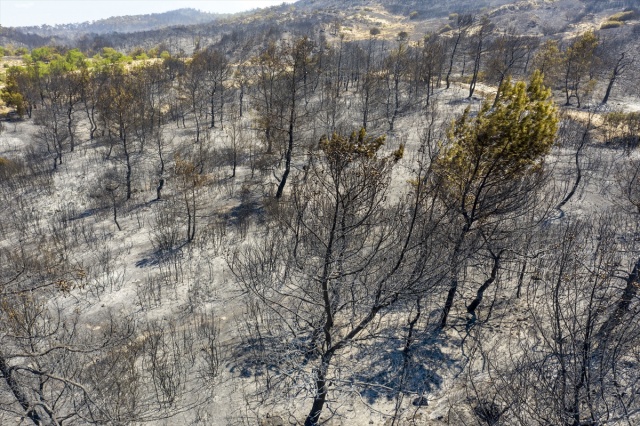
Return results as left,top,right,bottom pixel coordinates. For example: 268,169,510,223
0,353,48,426
276,87,296,199
466,250,502,327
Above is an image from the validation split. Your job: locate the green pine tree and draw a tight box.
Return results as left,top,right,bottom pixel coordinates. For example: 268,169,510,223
435,70,558,328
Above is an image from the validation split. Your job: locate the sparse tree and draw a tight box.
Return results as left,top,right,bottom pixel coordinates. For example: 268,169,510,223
445,14,473,90
193,48,230,129
231,128,441,425
467,16,493,98
434,71,558,328
174,155,209,243
485,29,532,106
97,65,140,200
598,37,634,105
561,31,599,107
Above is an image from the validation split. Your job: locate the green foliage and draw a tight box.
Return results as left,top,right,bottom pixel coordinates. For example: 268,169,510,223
561,31,599,106
320,128,386,164
65,49,86,68
601,20,624,29
435,71,558,214
99,47,132,64
30,46,56,63
0,66,29,117
609,10,637,21
319,128,403,178
460,71,486,85
567,31,599,62
533,40,562,87
101,47,122,62
0,91,25,117
128,47,151,61
46,49,86,72
0,45,15,56
129,47,145,58
602,111,640,146
409,11,419,20
604,111,640,128
147,47,159,58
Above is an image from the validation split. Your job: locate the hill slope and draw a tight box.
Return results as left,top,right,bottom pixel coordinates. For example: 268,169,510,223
2,0,638,51
14,8,224,37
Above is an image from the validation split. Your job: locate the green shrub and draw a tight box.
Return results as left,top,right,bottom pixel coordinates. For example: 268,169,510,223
601,20,624,29
609,10,637,21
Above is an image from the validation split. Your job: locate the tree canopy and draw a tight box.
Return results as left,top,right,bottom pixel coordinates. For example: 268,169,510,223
435,70,558,221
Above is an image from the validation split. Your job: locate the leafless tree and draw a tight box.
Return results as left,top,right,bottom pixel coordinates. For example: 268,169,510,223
462,217,640,425
230,128,442,425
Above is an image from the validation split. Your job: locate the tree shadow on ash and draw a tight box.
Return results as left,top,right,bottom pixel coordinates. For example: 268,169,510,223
224,321,457,405
135,245,185,268
599,135,639,153
67,208,102,221
448,96,483,106
227,335,312,379
226,198,265,226
350,330,456,404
